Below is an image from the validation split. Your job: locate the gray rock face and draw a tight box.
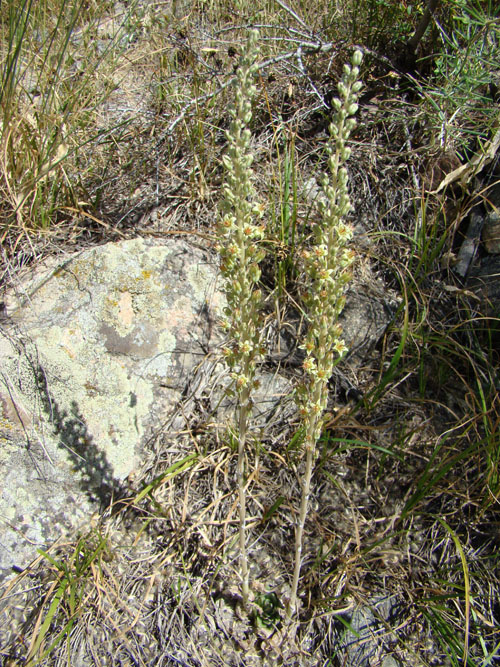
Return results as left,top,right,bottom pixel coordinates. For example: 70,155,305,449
483,211,500,255
0,237,223,581
342,278,399,365
460,179,500,312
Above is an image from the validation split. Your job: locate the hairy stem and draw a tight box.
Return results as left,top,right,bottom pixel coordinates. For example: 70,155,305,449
238,384,250,602
288,437,316,618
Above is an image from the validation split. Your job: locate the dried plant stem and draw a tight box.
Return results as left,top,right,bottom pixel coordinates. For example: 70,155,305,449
288,372,324,617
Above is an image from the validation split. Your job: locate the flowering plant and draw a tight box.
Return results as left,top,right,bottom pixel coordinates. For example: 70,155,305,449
216,38,362,618
216,29,264,606
288,50,363,618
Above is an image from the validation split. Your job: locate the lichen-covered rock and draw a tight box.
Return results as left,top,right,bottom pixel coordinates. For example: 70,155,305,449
0,237,224,581
0,235,397,583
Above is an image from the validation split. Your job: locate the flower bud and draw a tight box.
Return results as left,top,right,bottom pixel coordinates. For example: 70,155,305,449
352,50,363,66
341,146,352,161
254,249,266,263
248,263,261,283
345,118,357,132
251,288,262,303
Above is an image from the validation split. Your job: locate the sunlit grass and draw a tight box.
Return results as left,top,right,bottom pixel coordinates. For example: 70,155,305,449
0,0,140,234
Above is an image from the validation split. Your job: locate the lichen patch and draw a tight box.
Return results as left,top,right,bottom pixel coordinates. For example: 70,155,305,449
117,291,134,327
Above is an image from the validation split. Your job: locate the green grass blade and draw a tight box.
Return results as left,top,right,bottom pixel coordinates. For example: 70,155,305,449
325,436,404,461
26,578,68,664
30,616,77,666
261,496,286,522
36,548,68,574
133,453,198,503
366,275,409,406
435,516,471,665
401,440,478,518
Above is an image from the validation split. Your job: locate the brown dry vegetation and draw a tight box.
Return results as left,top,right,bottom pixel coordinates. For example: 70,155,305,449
0,0,499,665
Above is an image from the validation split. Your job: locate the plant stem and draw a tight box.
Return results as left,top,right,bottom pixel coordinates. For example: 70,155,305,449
287,438,316,618
288,366,324,618
238,384,250,603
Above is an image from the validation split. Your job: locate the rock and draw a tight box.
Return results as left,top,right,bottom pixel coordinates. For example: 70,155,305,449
468,255,500,316
454,210,484,278
0,237,225,581
0,235,397,583
334,595,404,667
341,278,399,366
483,211,500,254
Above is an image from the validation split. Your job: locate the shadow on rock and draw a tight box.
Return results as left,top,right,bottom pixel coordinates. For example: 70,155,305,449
35,364,126,509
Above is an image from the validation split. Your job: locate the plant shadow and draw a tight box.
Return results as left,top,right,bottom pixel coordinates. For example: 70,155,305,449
35,363,126,509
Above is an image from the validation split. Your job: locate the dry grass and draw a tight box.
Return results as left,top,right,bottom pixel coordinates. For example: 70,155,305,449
0,0,499,665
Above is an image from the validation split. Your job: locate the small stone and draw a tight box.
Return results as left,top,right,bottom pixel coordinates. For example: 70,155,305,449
483,211,500,254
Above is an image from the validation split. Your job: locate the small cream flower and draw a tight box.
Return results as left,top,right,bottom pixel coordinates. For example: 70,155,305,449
333,339,348,357
337,222,353,241
302,357,316,374
239,340,252,355
235,374,249,389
